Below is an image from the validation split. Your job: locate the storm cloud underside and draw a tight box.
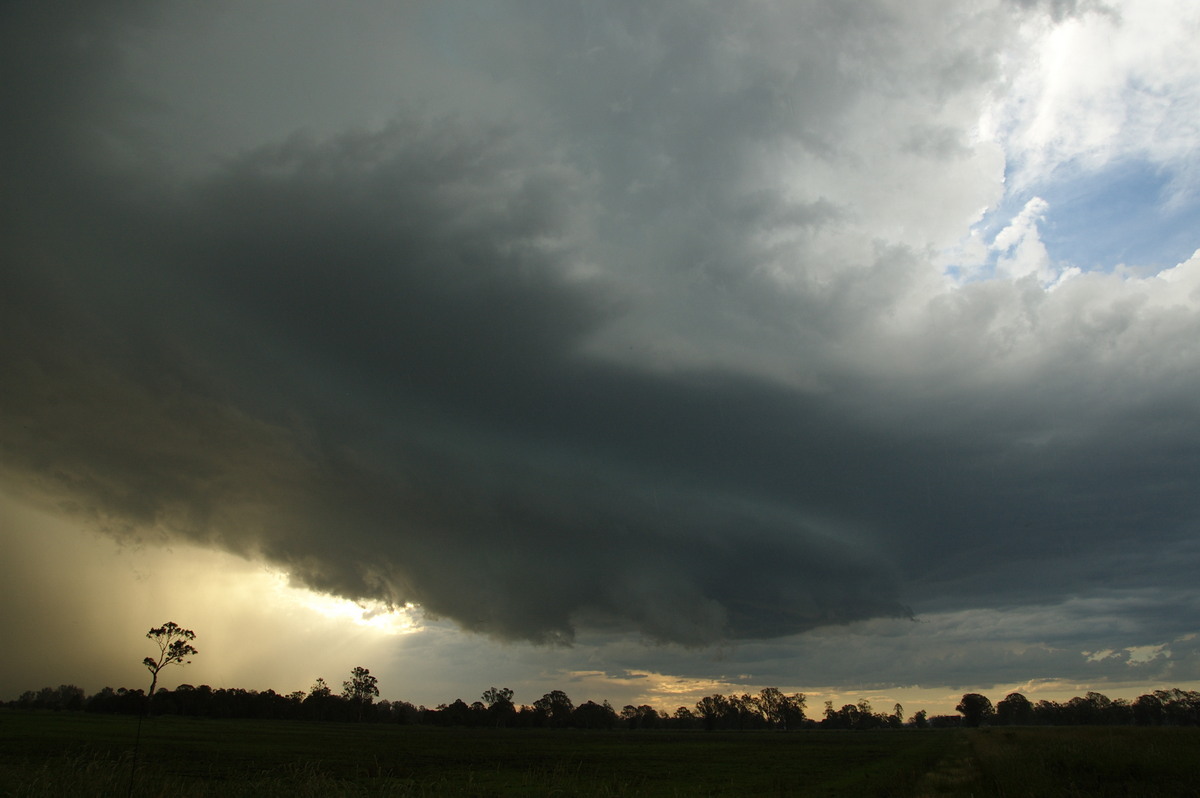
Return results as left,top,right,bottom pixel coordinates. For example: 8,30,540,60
3,1,1199,658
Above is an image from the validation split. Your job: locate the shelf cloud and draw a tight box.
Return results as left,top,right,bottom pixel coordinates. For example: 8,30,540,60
2,0,1199,698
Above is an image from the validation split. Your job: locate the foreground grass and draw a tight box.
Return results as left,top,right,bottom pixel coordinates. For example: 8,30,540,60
1,710,947,797
2,711,1197,797
965,726,1200,797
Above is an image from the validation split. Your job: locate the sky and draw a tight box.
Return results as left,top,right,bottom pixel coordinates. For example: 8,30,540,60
2,0,1199,717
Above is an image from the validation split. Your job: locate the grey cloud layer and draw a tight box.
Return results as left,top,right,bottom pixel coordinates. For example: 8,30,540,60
2,99,907,643
3,2,1199,657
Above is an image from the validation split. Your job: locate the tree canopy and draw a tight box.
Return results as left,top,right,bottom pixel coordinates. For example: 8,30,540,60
142,622,197,699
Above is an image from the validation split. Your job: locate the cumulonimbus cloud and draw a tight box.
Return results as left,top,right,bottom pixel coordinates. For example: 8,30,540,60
2,1,1198,655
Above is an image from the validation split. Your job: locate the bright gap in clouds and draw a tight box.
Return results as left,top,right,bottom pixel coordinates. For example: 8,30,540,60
1035,160,1200,272
268,574,422,637
0,491,416,698
973,0,1200,280
959,158,1200,284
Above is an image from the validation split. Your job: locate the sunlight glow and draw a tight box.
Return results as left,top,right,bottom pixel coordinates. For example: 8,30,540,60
266,572,423,636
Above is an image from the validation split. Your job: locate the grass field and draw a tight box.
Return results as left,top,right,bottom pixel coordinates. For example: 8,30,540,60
1,710,1197,797
966,725,1200,797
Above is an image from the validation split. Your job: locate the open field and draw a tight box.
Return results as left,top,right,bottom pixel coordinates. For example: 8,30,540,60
1,710,1197,797
964,725,1200,797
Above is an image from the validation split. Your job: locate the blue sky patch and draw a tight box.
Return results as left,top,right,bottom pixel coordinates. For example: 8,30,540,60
1002,159,1200,273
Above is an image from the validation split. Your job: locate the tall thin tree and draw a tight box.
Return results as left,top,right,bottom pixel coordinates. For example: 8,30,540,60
143,622,198,699
129,622,197,797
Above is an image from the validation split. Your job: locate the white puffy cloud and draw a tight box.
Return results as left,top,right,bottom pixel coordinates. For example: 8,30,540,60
991,196,1057,281
993,0,1200,193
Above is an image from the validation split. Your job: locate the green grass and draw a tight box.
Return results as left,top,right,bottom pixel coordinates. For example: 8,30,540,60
3,711,1196,797
0,711,948,797
966,726,1200,797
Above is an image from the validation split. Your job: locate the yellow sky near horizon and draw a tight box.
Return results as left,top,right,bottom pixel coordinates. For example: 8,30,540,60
5,488,1191,718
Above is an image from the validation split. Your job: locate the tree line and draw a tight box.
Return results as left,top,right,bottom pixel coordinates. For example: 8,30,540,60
7,622,1200,729
5,680,802,730
10,682,1200,730
941,689,1200,728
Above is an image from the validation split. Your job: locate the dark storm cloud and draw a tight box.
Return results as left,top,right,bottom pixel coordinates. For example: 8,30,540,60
3,0,1199,660
0,120,907,643
0,1,905,643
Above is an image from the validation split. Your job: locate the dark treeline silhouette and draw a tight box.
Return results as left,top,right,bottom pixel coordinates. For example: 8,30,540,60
820,698,906,730
8,680,1200,730
951,689,1200,728
694,689,808,730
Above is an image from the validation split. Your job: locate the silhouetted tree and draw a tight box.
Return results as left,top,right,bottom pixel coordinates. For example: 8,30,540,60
482,686,516,727
81,686,146,715
908,709,929,729
955,693,994,727
481,686,513,707
342,667,379,721
755,687,806,730
856,699,885,729
1033,699,1063,725
620,704,663,730
756,688,785,729
18,684,85,711
385,699,422,725
927,714,962,728
729,693,760,729
482,686,513,706
302,678,338,720
166,684,203,716
1065,692,1110,725
1156,689,1200,726
781,693,808,730
1107,697,1133,725
1132,693,1164,726
995,692,1034,725
695,694,730,731
533,690,575,727
821,699,890,730
143,622,197,700
573,700,618,729
672,706,699,729
436,698,474,726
